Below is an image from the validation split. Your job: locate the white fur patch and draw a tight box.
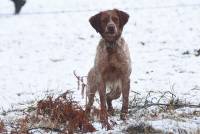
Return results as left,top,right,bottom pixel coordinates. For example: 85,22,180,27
106,79,122,94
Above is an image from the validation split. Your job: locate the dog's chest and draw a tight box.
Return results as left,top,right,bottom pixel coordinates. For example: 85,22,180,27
107,51,122,67
99,48,128,80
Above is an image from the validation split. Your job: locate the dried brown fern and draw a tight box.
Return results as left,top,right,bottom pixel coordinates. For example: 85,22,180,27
36,91,96,133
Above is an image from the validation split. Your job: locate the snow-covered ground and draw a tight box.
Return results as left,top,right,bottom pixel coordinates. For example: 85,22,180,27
0,0,200,133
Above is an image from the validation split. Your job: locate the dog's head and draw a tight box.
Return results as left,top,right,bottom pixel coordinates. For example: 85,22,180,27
89,9,129,43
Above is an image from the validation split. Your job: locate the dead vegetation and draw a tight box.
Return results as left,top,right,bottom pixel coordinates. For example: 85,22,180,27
129,89,200,113
0,120,6,133
0,73,199,133
125,123,162,134
1,91,96,134
1,88,200,133
182,48,200,56
35,91,96,133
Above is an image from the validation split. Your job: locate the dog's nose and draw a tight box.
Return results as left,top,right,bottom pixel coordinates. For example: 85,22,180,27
107,25,115,33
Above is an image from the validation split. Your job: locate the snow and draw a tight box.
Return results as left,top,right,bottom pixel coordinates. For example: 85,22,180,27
0,0,200,133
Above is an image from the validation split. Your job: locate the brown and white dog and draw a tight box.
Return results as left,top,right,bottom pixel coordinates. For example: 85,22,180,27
86,9,131,121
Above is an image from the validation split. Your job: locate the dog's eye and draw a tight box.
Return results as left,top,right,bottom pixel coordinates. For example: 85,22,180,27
102,18,108,23
112,17,119,23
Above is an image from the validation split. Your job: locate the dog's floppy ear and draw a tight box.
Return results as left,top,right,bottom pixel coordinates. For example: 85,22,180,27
89,12,102,33
115,9,129,29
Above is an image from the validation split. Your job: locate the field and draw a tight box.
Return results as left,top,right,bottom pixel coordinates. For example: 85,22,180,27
0,0,200,133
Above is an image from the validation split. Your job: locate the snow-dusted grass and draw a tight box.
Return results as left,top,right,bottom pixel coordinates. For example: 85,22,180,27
0,0,200,133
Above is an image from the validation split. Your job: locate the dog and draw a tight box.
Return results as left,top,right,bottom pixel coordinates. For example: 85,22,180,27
86,9,131,122
11,0,26,14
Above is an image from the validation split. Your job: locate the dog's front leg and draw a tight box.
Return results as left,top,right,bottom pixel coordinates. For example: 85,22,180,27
121,78,130,120
98,80,107,120
98,80,112,130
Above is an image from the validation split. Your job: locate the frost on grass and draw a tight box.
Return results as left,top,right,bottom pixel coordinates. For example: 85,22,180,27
126,90,200,134
0,87,200,133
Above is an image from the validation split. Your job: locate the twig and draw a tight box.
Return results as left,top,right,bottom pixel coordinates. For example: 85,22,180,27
130,102,200,111
144,91,155,106
157,91,176,104
129,90,200,111
73,70,87,99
